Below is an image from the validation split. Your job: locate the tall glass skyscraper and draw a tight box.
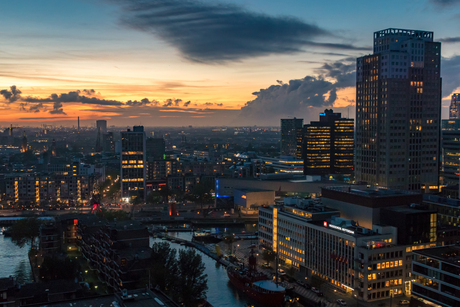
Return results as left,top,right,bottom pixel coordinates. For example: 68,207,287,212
280,118,303,157
449,93,460,119
355,29,441,191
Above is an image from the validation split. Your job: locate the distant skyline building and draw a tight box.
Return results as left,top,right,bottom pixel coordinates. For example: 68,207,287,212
120,126,146,202
146,137,166,160
441,119,460,186
95,120,107,152
355,28,441,191
302,109,354,176
449,93,460,119
280,118,303,158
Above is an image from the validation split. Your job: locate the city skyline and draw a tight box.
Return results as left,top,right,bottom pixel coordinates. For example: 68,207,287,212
1,0,460,127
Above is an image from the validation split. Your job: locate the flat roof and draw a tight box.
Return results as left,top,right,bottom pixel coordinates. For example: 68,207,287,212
324,186,419,197
414,246,460,267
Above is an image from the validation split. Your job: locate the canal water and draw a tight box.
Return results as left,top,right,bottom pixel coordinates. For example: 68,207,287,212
151,224,267,307
0,230,33,283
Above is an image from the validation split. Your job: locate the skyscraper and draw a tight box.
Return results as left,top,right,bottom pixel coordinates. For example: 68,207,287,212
355,29,441,191
449,93,460,119
95,120,107,152
441,119,460,186
121,126,146,202
146,137,166,160
303,109,354,175
280,118,303,157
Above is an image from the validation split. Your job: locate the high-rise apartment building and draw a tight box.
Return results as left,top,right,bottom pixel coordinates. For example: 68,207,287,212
121,126,146,202
146,137,165,160
356,29,441,191
441,119,460,186
95,120,107,152
303,110,354,175
449,93,460,119
280,118,303,157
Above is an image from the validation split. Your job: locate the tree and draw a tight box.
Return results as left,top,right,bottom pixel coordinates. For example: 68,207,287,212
95,208,130,222
262,248,276,266
150,242,178,292
9,217,41,249
176,249,208,307
40,255,78,281
146,191,162,205
188,182,213,216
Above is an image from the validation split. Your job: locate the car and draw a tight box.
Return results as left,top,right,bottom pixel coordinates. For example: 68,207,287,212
311,287,319,293
304,283,312,289
337,299,347,306
399,300,410,305
296,280,305,287
316,291,324,297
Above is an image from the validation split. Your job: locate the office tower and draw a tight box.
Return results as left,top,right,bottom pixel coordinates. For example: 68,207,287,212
146,137,165,160
103,132,115,153
121,126,146,202
95,120,107,152
449,93,460,119
280,118,303,157
441,119,460,186
356,29,441,191
303,110,354,175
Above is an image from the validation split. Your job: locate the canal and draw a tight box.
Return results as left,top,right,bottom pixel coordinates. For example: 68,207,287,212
0,229,33,284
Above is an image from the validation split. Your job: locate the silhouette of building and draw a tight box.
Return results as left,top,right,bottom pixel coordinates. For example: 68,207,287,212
355,28,441,191
146,137,165,160
95,120,107,152
280,118,303,157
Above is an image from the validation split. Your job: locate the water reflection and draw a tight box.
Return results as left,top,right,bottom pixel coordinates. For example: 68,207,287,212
0,235,33,283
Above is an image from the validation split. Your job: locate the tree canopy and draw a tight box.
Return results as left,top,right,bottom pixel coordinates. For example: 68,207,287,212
95,208,130,222
262,248,276,266
9,217,42,249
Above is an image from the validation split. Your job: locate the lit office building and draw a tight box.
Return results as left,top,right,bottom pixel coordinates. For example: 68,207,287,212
259,200,407,302
281,118,303,157
441,119,460,186
303,110,354,175
449,93,460,119
355,29,441,191
412,246,460,307
121,126,146,202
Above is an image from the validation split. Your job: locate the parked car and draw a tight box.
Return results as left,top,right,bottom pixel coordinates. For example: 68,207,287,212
304,283,312,289
399,300,410,305
337,299,347,306
296,281,305,287
316,291,324,297
277,269,286,276
311,287,319,293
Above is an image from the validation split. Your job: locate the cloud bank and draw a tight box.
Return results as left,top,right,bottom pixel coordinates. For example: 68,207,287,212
112,0,367,63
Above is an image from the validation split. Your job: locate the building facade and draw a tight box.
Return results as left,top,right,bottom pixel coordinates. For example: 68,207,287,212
355,29,441,191
441,119,460,186
121,126,146,202
95,120,107,152
280,118,303,157
449,93,460,119
259,201,409,302
412,246,460,307
303,110,354,175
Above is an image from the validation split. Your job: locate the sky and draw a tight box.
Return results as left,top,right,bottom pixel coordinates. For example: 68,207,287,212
0,0,460,127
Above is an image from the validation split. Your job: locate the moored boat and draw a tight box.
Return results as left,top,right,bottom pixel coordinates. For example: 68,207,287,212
226,248,285,307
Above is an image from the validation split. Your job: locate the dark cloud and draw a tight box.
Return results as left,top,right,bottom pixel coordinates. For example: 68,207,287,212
82,89,96,96
163,99,173,107
126,98,158,106
442,55,460,96
49,101,66,115
216,103,223,106
183,100,191,107
0,85,22,103
430,0,460,6
439,37,460,43
204,102,213,106
236,57,355,125
113,0,365,63
174,99,182,106
24,90,124,106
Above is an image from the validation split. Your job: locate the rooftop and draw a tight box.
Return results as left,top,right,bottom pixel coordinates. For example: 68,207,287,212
423,194,460,208
414,245,460,267
323,186,420,198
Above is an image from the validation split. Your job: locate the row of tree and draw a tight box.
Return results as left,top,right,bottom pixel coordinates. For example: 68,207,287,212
150,242,207,307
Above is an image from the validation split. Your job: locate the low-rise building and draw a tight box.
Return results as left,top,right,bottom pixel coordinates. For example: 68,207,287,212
412,245,460,307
